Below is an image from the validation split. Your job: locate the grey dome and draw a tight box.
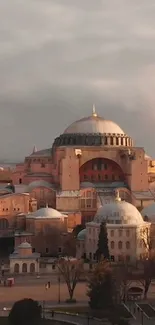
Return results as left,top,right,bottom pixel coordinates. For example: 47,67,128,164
64,115,125,135
77,229,86,241
94,199,143,225
30,207,64,219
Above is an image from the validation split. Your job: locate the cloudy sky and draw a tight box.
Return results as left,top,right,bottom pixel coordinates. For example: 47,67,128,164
0,0,155,160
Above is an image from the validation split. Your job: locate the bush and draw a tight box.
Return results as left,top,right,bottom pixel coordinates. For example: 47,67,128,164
8,298,42,325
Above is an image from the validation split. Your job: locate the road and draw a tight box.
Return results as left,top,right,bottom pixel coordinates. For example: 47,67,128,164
47,312,105,325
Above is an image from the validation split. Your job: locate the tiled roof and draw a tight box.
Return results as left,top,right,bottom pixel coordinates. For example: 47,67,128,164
57,190,80,197
133,191,154,200
29,148,52,157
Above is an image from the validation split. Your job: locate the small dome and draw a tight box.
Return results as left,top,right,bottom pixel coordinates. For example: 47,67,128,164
77,229,86,241
94,196,143,225
80,182,96,189
64,114,125,135
141,203,155,222
32,207,63,218
18,241,32,249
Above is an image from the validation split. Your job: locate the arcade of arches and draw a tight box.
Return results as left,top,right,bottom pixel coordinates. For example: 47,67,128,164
14,262,36,273
80,158,125,183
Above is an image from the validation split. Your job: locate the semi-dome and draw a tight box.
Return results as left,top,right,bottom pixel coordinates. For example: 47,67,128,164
64,115,125,135
141,203,155,222
30,207,63,219
28,180,55,191
77,229,86,241
94,192,143,225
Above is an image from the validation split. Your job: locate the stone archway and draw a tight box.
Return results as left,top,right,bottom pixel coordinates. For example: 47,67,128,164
14,263,19,273
30,263,35,273
22,263,27,273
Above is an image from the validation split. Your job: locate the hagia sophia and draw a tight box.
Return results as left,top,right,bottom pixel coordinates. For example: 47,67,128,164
0,106,155,272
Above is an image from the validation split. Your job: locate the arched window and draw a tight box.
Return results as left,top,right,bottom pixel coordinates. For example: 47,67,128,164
0,218,9,230
14,263,19,273
30,263,35,273
126,230,130,237
111,230,114,237
22,263,27,273
111,241,114,249
118,241,122,249
126,241,130,249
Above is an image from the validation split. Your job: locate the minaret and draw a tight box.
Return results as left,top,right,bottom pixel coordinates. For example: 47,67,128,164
92,104,97,117
32,145,37,154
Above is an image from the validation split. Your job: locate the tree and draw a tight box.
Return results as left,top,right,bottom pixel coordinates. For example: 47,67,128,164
8,299,42,325
87,259,114,309
72,224,85,237
57,257,83,301
96,222,110,261
113,262,132,303
140,226,155,299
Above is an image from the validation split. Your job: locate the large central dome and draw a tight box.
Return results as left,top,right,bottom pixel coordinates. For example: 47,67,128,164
64,108,125,135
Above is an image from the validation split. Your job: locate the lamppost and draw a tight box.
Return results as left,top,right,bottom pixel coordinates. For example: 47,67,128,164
141,310,144,325
42,300,45,318
58,275,60,304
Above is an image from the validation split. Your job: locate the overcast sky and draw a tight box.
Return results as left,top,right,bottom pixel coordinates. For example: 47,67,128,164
0,0,155,160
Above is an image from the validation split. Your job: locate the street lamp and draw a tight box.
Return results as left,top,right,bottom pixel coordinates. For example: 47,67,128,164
58,275,60,303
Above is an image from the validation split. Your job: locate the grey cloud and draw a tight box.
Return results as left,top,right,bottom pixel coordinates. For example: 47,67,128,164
0,0,155,160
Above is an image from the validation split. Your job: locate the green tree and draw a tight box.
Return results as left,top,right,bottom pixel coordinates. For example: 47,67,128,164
8,299,42,325
96,221,110,261
87,259,114,309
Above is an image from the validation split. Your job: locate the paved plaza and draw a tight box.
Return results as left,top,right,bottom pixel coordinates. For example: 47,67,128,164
0,276,88,306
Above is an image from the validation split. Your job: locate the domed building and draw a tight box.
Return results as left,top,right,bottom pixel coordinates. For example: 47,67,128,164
14,206,69,256
76,191,150,263
11,106,155,226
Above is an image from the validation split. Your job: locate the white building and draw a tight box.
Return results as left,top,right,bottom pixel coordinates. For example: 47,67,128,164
76,192,150,263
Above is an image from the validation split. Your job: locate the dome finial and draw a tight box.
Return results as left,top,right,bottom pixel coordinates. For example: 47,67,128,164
92,104,97,117
115,189,121,202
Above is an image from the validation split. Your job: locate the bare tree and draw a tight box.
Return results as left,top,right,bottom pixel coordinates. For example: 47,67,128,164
57,258,83,301
113,261,132,303
139,226,155,299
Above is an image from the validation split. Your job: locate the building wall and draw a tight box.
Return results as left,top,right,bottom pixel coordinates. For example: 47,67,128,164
10,258,39,274
61,148,79,190
56,146,149,192
77,222,150,263
30,187,56,209
67,213,81,231
0,193,31,229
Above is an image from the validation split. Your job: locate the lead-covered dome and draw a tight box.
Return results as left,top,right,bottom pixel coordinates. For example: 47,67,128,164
53,107,133,148
64,115,125,135
77,229,86,241
27,207,65,219
94,192,143,225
